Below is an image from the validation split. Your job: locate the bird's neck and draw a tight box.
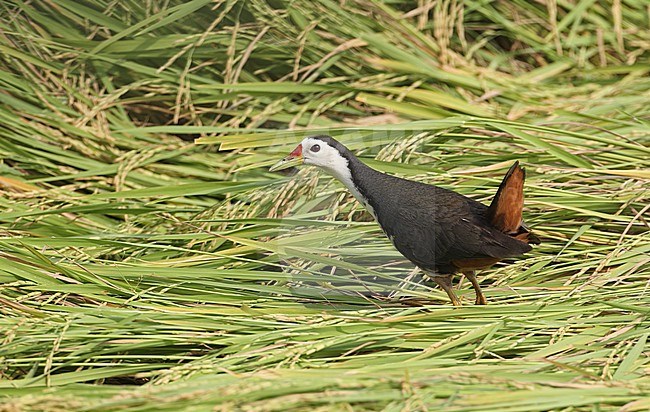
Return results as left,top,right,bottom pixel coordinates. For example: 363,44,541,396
323,153,379,218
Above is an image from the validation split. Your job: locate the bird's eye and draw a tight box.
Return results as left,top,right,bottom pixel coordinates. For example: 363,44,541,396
310,144,321,153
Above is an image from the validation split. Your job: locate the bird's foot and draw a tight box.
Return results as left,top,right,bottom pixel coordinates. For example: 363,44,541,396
474,293,488,305
464,271,488,305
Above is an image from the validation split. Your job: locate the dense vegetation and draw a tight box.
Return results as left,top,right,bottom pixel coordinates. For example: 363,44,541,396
1,0,648,410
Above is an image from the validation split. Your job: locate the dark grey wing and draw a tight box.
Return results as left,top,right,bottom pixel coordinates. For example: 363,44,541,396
377,185,530,271
445,198,532,259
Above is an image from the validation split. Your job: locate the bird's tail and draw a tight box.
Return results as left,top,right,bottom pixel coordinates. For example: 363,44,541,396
487,162,540,244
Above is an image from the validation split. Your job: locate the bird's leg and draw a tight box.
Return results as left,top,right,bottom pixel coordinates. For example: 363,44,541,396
432,275,461,306
464,271,488,305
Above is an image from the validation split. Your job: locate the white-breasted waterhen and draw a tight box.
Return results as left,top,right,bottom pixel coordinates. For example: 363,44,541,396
270,136,539,305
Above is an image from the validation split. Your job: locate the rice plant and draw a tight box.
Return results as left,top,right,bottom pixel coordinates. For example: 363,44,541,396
0,0,648,410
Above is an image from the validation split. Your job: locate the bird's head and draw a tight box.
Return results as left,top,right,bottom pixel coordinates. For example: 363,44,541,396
270,135,350,174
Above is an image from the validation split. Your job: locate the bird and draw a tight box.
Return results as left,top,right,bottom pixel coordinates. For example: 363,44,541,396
270,135,539,305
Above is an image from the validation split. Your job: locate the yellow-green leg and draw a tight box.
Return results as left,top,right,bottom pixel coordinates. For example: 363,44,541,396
432,275,461,306
464,271,488,305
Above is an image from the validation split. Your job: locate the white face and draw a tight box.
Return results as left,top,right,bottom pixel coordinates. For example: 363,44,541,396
298,137,375,218
300,137,348,174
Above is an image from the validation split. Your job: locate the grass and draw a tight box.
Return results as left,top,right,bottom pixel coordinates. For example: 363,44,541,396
0,0,649,410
